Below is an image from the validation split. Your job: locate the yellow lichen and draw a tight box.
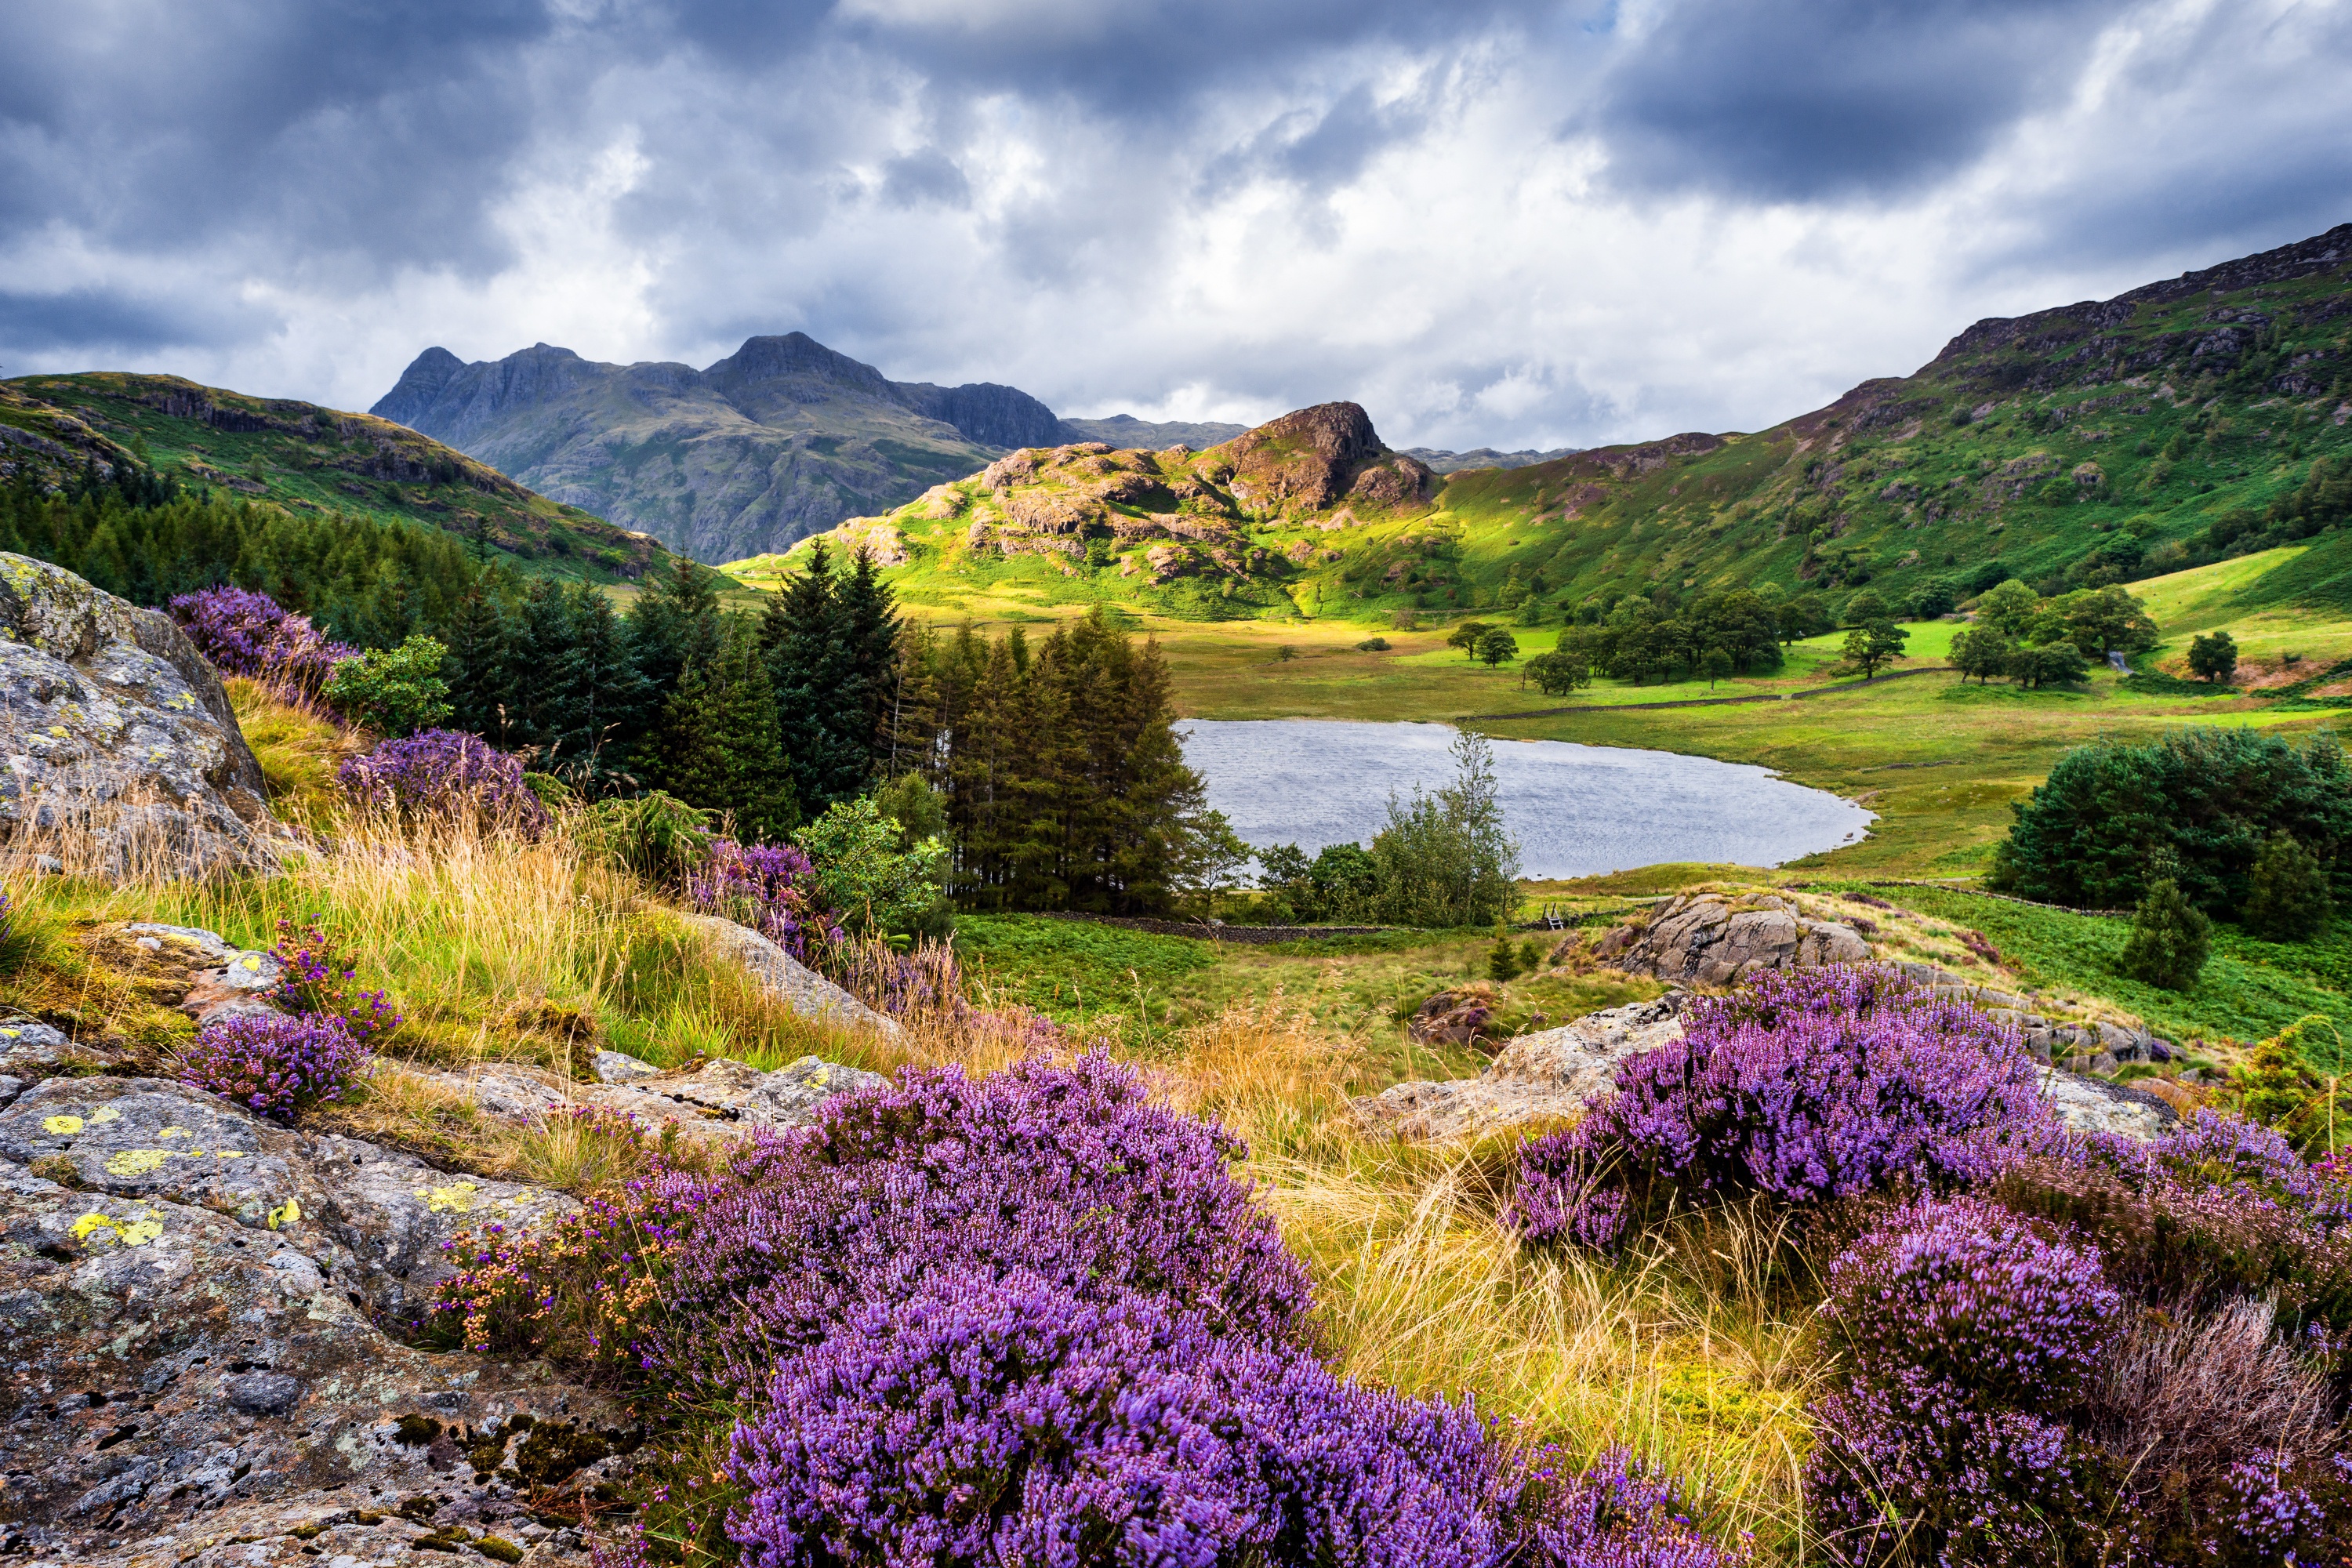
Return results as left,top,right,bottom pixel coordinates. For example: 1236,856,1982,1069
87,1106,119,1125
69,1211,116,1242
267,1198,302,1230
216,1149,248,1160
423,1182,480,1214
119,1220,162,1246
41,1115,84,1135
161,1126,190,1139
104,1149,171,1178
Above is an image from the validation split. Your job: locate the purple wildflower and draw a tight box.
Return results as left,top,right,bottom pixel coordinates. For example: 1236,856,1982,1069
685,838,842,966
1512,967,2053,1248
176,1011,372,1122
337,729,549,829
169,585,352,695
269,920,401,1044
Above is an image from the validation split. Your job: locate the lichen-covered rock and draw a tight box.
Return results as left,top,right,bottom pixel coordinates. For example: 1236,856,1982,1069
592,1049,661,1083
1587,893,1870,985
587,1053,887,1138
0,1162,626,1565
0,554,281,875
680,912,903,1038
2040,1066,2175,1140
0,1076,326,1232
1355,994,1690,1142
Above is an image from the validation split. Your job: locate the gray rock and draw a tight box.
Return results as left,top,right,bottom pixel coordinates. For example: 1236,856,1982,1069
0,554,284,875
1354,994,1690,1142
593,1049,663,1083
679,913,904,1038
1587,894,1870,985
0,1076,325,1232
2041,1065,2174,1140
0,1160,621,1565
591,1053,886,1137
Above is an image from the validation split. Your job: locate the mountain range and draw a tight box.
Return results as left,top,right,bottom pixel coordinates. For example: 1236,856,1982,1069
372,335,1253,562
767,222,2352,631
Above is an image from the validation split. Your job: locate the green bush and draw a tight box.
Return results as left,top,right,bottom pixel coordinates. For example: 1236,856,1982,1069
322,635,452,737
1368,732,1520,927
2117,877,2211,991
2243,831,2333,941
1992,728,2352,913
583,792,717,887
797,795,952,937
2187,630,2239,683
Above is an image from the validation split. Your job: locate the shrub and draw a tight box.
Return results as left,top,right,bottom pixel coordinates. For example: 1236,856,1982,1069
1990,728,2352,913
1370,731,1521,928
2188,629,2240,683
269,920,401,1044
169,585,353,695
1355,636,1391,652
176,1012,372,1122
685,837,843,966
321,634,452,736
1512,967,2051,1249
794,794,951,937
582,791,715,887
2116,875,2210,989
2243,829,2332,941
337,729,550,829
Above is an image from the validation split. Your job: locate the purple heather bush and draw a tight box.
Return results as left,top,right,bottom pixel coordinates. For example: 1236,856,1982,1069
176,1011,372,1122
169,585,352,695
270,920,401,1044
1512,967,2053,1249
337,728,550,829
686,837,842,967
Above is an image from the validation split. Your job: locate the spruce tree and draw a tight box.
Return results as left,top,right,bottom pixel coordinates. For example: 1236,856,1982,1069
2117,875,2212,990
441,583,516,742
2243,830,2332,941
629,556,724,699
764,539,866,811
645,622,800,843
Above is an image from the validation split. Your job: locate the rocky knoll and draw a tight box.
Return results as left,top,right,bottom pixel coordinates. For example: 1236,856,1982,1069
1581,892,1872,985
1,554,283,877
1356,993,1692,1141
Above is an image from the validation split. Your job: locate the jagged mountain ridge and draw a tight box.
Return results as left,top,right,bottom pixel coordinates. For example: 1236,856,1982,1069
374,334,1250,562
0,371,662,576
771,221,2352,630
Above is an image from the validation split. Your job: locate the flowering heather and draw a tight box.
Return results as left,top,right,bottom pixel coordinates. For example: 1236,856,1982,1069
1820,1196,2118,1412
1512,967,2053,1248
169,584,352,694
270,920,401,1044
686,837,842,966
176,1011,372,1122
1526,1448,1754,1568
337,728,549,829
728,1269,1519,1568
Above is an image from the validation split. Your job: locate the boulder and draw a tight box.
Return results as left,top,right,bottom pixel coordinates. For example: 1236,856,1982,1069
586,1054,888,1139
1355,993,1690,1142
2040,1065,2175,1140
680,913,904,1039
1587,894,1870,985
592,1049,662,1083
0,554,282,876
0,1083,622,1565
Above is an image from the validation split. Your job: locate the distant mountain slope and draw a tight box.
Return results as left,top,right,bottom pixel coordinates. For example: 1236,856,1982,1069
1,372,662,578
372,334,1255,563
758,223,2351,632
724,401,1436,621
1406,445,1583,474
1059,414,1251,449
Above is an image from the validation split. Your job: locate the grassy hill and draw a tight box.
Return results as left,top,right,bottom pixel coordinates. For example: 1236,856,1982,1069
0,371,664,580
744,223,2352,635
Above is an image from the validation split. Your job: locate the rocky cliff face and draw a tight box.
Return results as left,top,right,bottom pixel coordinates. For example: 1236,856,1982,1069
372,334,1250,562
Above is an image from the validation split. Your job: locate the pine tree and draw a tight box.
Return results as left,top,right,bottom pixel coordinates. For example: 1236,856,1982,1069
644,622,800,844
764,539,868,811
2242,830,2332,941
629,556,724,699
2117,876,2212,990
441,583,516,742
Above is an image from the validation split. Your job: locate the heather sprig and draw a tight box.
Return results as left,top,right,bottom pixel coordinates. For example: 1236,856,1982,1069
337,728,550,829
1512,967,2053,1249
685,837,842,967
176,1011,372,1122
169,584,352,694
269,919,401,1044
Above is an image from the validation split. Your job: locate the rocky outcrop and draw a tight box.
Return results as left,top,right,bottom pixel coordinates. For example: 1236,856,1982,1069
681,913,904,1039
1355,994,1690,1141
1214,402,1434,512
0,555,282,876
0,1074,627,1565
408,1052,888,1145
1584,893,1871,985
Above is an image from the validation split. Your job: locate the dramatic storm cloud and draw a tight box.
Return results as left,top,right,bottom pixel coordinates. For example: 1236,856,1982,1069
3,0,2348,450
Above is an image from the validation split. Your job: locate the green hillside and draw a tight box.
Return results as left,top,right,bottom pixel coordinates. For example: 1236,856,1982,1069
0,372,664,580
745,223,2352,633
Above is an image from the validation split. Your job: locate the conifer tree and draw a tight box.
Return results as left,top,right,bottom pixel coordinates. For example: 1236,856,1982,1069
441,583,516,742
629,556,724,699
2117,874,2212,990
645,622,800,843
2242,830,2332,941
763,539,867,811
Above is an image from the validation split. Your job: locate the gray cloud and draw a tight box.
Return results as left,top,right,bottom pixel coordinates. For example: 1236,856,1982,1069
1,1,2345,450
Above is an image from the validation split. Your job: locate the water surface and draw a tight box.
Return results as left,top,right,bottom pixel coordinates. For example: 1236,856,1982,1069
1175,719,1873,880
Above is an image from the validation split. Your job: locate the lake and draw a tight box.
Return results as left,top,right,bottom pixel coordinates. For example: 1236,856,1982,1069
1175,719,1874,880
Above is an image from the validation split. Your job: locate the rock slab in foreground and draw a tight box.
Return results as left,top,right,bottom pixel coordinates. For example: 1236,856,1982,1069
0,1078,622,1565
679,912,905,1038
1587,893,1871,985
0,553,281,875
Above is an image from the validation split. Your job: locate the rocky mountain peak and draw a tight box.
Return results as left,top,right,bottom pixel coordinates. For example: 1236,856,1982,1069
1214,401,1432,512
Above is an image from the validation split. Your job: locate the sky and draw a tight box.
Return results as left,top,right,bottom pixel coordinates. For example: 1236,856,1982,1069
3,0,2349,454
